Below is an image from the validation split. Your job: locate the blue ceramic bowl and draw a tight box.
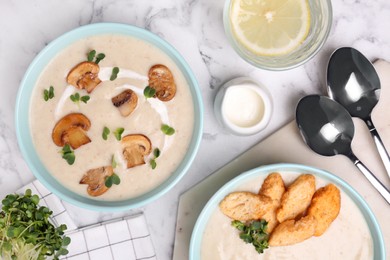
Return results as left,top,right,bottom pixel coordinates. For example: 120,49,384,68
189,163,385,259
15,23,203,211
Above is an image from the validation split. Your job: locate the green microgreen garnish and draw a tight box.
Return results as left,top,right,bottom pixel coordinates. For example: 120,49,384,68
143,86,156,99
61,144,75,165
111,155,117,169
150,159,157,170
110,67,120,81
102,127,110,140
87,50,96,62
113,128,125,141
153,148,161,158
0,189,71,259
70,93,90,105
231,220,269,254
105,173,121,188
43,86,55,101
161,124,175,136
149,148,161,170
95,53,105,64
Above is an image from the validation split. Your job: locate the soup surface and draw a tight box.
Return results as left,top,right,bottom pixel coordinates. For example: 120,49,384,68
30,34,194,200
201,172,373,260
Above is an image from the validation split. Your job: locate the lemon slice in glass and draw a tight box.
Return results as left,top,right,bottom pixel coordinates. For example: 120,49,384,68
230,0,311,56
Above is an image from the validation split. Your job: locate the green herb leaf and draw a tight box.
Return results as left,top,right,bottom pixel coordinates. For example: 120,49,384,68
110,67,120,81
105,173,121,188
150,159,157,170
113,127,125,141
102,126,110,140
153,148,161,158
161,124,175,136
105,176,113,188
232,220,269,254
87,50,96,62
80,95,90,104
95,53,105,64
43,86,55,101
143,86,156,99
61,144,75,165
111,155,117,168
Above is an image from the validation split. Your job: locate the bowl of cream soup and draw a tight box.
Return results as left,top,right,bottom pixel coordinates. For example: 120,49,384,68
15,23,203,211
190,163,385,260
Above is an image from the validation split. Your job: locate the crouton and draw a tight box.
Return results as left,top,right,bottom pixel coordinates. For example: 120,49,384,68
307,184,341,236
276,174,316,223
219,192,273,221
269,215,317,246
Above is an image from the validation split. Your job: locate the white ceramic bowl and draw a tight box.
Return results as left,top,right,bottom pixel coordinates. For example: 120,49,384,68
189,163,385,259
15,23,203,211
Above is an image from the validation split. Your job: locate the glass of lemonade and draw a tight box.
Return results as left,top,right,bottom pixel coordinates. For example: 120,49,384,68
223,0,332,70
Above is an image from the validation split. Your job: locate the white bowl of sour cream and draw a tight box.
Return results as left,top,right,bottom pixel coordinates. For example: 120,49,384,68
214,77,272,135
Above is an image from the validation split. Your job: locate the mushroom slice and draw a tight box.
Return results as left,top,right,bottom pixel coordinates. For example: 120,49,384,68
148,64,176,101
80,166,113,197
122,134,152,168
52,113,91,149
67,61,102,93
61,126,91,149
111,89,138,117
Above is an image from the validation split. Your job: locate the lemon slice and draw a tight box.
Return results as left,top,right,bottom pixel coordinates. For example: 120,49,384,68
230,0,311,56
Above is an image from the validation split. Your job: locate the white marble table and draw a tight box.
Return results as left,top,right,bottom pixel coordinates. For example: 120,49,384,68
1,0,390,259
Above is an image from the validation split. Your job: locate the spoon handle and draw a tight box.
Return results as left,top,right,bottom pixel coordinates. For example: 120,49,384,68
368,125,390,179
349,153,390,204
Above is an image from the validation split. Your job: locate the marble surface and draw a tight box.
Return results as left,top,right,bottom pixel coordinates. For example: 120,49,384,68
1,0,390,259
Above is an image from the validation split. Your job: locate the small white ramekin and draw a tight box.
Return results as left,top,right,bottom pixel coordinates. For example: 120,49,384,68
214,77,272,135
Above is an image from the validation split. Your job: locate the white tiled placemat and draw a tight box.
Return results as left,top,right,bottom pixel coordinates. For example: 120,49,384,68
16,180,156,260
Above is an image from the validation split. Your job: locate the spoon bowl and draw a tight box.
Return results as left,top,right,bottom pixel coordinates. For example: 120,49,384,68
296,95,354,156
327,47,380,120
296,94,390,204
327,47,390,179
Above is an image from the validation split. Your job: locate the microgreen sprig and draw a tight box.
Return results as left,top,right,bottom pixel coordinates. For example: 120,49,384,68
102,127,110,140
105,174,120,188
61,144,75,165
143,86,156,99
110,67,120,81
150,148,161,170
113,128,125,141
0,189,71,259
231,220,269,254
87,50,105,64
161,124,175,136
87,50,96,62
43,86,55,101
70,93,90,105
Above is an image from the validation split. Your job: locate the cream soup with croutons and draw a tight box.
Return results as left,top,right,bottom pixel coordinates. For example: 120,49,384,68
201,172,373,260
30,34,194,200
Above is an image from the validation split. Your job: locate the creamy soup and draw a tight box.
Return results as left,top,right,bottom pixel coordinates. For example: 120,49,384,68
201,172,373,260
30,34,194,200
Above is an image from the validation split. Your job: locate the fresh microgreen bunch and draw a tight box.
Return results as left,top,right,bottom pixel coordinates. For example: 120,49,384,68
43,86,55,101
161,124,175,136
143,86,156,99
110,67,120,81
113,128,125,141
70,93,90,105
102,127,110,140
105,156,120,188
0,189,71,260
231,220,269,254
87,50,105,64
61,144,75,165
150,148,161,170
